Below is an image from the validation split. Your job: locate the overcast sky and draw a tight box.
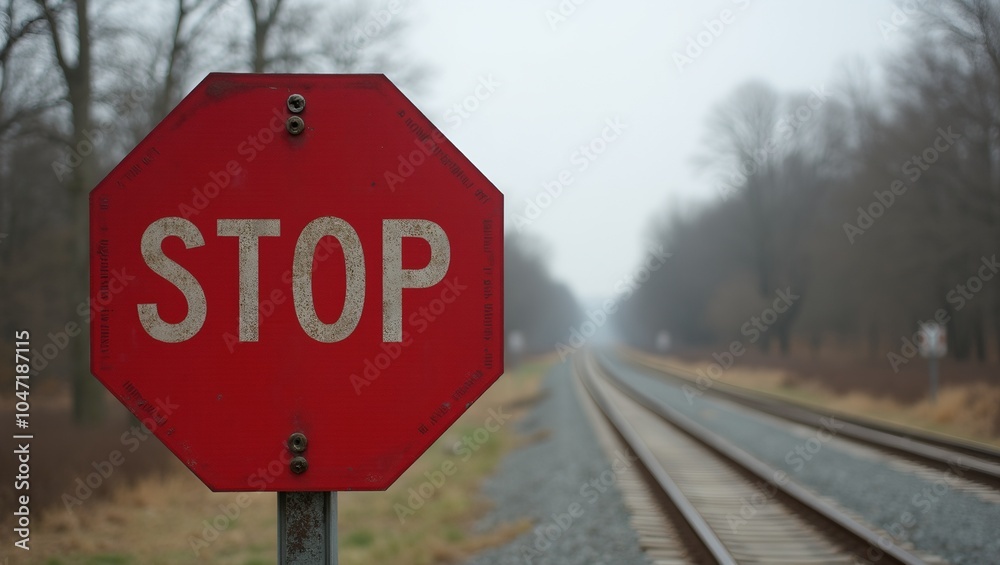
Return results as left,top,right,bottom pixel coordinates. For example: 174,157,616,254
402,1,905,300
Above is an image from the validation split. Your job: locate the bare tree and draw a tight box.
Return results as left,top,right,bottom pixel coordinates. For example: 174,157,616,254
0,1,48,138
698,82,833,353
625,3,1000,366
32,0,108,423
504,234,581,361
246,0,285,72
702,82,783,297
151,0,228,121
0,3,69,349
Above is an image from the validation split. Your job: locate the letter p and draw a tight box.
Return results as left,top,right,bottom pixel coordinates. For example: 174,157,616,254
383,220,451,342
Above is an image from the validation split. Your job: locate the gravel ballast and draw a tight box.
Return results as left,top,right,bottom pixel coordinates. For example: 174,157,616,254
603,351,1000,565
464,359,651,565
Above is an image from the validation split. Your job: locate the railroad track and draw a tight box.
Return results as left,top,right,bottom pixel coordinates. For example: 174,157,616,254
574,352,935,565
616,348,1000,490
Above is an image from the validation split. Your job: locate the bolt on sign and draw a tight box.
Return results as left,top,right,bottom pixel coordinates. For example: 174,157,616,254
90,74,504,492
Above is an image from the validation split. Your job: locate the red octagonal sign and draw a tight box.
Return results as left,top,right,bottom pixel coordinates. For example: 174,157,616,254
90,74,504,491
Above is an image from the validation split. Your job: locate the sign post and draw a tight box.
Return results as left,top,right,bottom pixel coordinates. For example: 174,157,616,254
918,322,947,403
89,74,504,561
278,492,337,564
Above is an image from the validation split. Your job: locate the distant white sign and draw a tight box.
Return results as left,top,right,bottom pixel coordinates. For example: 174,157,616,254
656,330,672,352
918,323,947,359
508,330,526,356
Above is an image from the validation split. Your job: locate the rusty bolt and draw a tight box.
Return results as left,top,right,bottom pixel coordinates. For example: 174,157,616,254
286,116,305,135
287,93,306,113
288,432,308,453
290,456,308,474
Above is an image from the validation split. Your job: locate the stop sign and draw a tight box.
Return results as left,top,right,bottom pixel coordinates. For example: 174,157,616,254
89,74,503,491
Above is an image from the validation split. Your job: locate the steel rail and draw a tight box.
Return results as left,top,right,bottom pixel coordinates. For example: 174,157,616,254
586,352,926,565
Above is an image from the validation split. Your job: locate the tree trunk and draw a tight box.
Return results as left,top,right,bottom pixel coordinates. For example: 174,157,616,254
70,187,102,424
66,0,104,425
995,302,1000,365
809,333,821,359
778,324,791,356
951,320,971,361
253,23,267,72
972,310,987,362
867,321,880,360
248,0,281,73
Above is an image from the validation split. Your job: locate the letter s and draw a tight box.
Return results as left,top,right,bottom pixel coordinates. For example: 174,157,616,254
138,217,207,342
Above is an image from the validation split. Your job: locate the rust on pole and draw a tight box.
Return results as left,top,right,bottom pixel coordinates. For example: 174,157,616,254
278,491,337,564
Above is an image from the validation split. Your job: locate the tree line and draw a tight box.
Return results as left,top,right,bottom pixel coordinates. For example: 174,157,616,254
503,234,582,362
621,0,1000,366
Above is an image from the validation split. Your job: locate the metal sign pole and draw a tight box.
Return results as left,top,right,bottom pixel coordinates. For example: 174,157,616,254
918,323,945,406
278,492,337,564
929,357,939,405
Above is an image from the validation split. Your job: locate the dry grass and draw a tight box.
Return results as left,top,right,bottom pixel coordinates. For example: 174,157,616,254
650,355,791,390
1,358,555,565
626,348,1000,448
908,384,1000,440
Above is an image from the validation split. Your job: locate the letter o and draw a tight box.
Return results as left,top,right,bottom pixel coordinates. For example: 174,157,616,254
293,217,365,342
